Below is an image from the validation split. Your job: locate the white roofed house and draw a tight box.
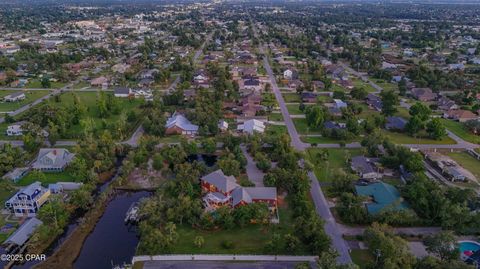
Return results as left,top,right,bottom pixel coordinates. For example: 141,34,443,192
6,121,26,136
237,119,266,134
3,92,26,102
32,148,75,172
165,112,199,136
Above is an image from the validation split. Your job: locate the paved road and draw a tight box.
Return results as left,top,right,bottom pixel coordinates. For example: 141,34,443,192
254,25,352,263
143,261,309,269
240,144,264,187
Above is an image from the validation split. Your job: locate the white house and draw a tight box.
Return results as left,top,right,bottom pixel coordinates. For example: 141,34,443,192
6,122,26,136
283,69,297,80
218,120,229,132
333,99,348,109
3,92,26,102
237,119,265,134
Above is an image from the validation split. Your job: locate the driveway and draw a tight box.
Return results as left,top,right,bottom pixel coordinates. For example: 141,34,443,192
240,144,264,187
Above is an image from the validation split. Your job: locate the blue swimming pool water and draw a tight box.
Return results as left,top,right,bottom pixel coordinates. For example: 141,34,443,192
459,241,480,253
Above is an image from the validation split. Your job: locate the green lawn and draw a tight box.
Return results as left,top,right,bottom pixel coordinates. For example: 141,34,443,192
286,104,305,115
73,81,90,89
440,119,480,144
267,113,283,122
351,249,374,269
293,118,322,135
282,93,301,103
266,125,287,136
0,90,51,112
381,130,456,145
306,148,364,183
394,107,411,119
372,79,397,91
300,135,358,144
159,207,310,255
26,80,65,89
16,170,77,186
352,78,376,93
446,152,480,181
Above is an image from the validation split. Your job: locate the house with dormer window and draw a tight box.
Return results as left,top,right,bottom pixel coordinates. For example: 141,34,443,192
32,148,75,172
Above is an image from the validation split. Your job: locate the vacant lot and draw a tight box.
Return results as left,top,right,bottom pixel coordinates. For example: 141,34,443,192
446,152,480,182
157,206,310,255
306,148,364,183
381,130,456,145
440,119,480,144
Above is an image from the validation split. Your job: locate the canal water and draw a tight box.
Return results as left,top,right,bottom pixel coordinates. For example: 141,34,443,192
73,191,150,269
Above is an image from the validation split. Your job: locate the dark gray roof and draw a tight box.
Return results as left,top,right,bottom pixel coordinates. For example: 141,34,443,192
351,156,375,175
4,217,42,246
201,169,239,193
385,116,407,130
231,187,277,206
114,87,131,95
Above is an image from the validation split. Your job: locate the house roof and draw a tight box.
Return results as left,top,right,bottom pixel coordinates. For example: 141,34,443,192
446,109,478,120
114,87,131,95
355,182,409,214
4,217,43,246
165,112,199,132
201,169,239,193
238,119,265,134
351,156,375,175
32,148,74,170
385,116,407,130
5,92,25,99
231,187,277,207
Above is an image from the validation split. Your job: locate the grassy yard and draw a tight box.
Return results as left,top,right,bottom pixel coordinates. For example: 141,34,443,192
351,249,374,269
352,78,376,93
300,135,359,144
16,170,77,186
440,119,480,144
293,118,322,135
381,130,456,145
282,93,301,103
26,80,66,89
286,104,305,115
372,79,397,91
165,206,310,255
446,152,480,181
394,107,411,119
73,81,90,89
0,90,51,112
266,125,287,136
306,148,364,183
267,112,283,122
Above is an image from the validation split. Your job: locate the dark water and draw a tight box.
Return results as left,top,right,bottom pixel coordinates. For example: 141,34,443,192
73,191,150,269
186,154,217,167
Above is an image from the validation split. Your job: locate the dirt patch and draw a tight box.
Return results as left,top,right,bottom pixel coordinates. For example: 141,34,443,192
120,167,167,190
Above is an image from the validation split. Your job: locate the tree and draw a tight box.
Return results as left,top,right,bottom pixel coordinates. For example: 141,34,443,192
424,231,459,261
48,121,60,146
41,77,51,88
409,102,431,122
255,152,271,172
364,222,416,269
405,116,423,137
69,183,94,211
380,90,399,116
350,87,368,100
194,236,204,248
305,105,326,128
426,118,446,140
218,153,241,176
201,138,216,154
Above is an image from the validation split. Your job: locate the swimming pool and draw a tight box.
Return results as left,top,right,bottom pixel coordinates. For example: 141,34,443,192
459,241,480,253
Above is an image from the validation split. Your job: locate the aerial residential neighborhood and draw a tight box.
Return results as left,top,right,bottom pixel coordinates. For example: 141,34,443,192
0,1,478,269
